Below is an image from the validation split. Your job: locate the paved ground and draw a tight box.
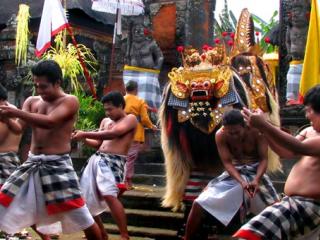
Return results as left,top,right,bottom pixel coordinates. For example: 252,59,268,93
27,229,151,240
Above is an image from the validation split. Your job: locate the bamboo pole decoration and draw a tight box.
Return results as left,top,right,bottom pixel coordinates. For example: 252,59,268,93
15,4,30,66
63,0,67,48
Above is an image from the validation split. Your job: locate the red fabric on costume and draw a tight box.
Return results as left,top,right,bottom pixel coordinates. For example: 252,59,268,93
179,129,190,155
46,197,85,215
233,229,262,240
166,112,173,136
0,192,13,207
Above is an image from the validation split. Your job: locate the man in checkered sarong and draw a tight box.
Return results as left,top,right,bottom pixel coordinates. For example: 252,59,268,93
0,84,22,189
72,91,138,240
184,109,279,240
0,84,24,239
234,85,320,240
0,60,101,240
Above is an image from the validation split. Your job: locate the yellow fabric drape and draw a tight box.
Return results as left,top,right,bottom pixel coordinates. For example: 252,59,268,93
299,0,320,102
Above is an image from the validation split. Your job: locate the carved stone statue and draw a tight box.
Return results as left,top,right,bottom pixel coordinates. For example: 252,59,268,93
285,0,311,102
286,0,310,61
123,22,164,109
126,23,164,70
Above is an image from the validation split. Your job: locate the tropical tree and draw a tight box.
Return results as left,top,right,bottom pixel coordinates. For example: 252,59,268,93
252,11,279,53
214,0,279,53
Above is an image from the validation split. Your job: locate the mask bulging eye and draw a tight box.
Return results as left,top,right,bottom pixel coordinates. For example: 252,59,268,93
203,81,210,88
191,82,197,88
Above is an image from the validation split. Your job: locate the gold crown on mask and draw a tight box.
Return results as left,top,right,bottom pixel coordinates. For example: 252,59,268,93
177,45,228,70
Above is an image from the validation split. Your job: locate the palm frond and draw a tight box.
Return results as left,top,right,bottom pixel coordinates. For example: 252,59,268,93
42,33,98,93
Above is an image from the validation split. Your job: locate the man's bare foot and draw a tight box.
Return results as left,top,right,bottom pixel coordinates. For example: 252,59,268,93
120,234,130,240
50,234,60,239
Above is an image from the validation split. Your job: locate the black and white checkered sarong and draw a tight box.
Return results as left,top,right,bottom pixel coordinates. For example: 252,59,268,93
94,151,126,183
0,152,20,187
123,66,161,109
234,196,320,240
286,63,303,101
0,153,83,212
80,152,127,216
196,163,279,226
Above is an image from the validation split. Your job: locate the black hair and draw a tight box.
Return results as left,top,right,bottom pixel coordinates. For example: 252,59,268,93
125,80,138,92
101,91,126,109
0,84,7,100
222,109,245,126
31,60,62,84
304,84,320,113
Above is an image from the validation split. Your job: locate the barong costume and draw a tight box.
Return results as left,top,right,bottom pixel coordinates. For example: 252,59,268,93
80,152,126,217
233,196,320,240
0,153,94,234
0,152,20,188
196,162,279,226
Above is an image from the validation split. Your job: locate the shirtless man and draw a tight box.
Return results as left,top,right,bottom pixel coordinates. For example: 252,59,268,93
0,84,23,238
0,84,22,189
72,91,137,240
234,85,320,239
0,60,101,240
184,109,279,240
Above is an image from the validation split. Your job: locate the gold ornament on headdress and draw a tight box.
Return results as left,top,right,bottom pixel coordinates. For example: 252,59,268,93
230,8,264,59
229,8,276,112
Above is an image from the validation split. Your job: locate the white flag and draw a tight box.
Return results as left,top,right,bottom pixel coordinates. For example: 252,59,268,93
35,0,69,57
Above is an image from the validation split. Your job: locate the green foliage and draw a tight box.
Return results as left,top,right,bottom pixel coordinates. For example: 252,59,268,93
252,10,279,53
75,92,105,131
214,0,236,37
74,92,105,156
214,0,279,54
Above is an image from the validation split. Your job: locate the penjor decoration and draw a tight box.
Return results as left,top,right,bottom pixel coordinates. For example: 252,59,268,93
160,8,281,211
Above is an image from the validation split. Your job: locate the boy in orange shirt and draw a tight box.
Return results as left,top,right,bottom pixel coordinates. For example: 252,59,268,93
124,81,157,188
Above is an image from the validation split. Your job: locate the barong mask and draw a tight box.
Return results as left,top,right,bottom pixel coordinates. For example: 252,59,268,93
168,46,236,134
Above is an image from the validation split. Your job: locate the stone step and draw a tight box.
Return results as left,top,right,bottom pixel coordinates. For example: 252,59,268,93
101,208,183,230
135,163,165,175
28,229,154,240
120,185,169,212
136,149,164,164
104,224,178,240
132,174,166,186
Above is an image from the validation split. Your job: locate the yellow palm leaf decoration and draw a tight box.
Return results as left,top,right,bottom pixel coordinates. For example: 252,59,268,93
43,33,98,94
15,4,30,66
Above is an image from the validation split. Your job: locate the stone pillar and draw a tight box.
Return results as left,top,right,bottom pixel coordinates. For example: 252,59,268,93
185,0,216,49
